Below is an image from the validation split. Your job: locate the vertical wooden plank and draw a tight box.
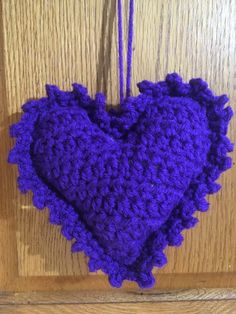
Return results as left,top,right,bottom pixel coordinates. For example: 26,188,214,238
0,0,19,289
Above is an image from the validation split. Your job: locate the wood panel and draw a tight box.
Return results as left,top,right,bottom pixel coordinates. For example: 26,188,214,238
1,300,236,314
0,0,236,299
0,288,236,305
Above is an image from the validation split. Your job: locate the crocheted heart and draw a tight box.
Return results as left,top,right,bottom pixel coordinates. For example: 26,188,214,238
8,73,233,288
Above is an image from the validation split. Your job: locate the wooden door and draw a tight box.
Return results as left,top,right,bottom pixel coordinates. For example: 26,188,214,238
0,0,235,312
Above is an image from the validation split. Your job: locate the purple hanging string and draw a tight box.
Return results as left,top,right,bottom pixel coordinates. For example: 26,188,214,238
126,0,134,98
118,0,124,104
117,0,134,104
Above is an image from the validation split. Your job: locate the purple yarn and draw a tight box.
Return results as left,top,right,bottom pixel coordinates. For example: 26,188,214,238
118,0,124,103
126,0,134,98
8,73,233,288
118,0,134,103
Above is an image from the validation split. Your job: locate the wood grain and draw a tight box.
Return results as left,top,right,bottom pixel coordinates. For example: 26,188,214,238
0,288,236,305
1,300,236,314
0,0,236,299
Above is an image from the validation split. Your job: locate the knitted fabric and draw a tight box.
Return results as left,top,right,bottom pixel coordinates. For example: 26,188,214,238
8,73,233,288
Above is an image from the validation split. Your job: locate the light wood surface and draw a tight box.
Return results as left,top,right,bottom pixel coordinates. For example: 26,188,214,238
0,288,236,305
1,300,236,314
0,0,236,308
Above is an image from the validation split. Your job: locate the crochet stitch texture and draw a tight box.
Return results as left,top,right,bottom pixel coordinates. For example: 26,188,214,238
8,73,233,288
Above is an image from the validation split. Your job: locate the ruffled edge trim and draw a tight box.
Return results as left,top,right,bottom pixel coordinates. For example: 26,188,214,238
8,73,233,288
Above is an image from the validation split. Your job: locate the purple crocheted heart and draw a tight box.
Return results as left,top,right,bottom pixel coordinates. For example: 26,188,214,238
8,73,233,288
